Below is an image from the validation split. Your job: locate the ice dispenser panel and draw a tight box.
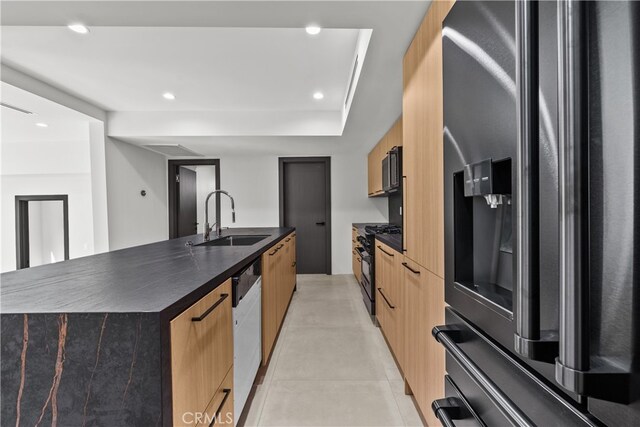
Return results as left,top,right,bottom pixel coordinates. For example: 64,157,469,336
454,158,513,316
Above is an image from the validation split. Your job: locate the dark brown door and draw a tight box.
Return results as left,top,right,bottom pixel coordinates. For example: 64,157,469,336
177,167,197,237
280,158,331,274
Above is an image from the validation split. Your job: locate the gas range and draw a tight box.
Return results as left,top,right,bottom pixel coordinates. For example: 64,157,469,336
356,224,402,321
364,224,402,235
358,224,402,252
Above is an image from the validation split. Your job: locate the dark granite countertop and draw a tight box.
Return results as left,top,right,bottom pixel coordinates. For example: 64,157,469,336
0,227,293,314
375,233,403,254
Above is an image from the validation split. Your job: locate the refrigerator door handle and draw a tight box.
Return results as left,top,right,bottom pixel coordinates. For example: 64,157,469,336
554,0,637,404
514,0,559,363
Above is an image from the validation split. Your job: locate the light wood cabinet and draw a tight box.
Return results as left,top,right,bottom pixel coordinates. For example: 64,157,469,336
352,227,362,282
402,258,445,427
261,232,296,365
402,0,453,278
199,367,234,426
171,279,233,426
374,241,404,370
368,117,403,197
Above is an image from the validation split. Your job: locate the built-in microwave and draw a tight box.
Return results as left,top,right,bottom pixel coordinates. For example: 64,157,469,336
382,146,402,193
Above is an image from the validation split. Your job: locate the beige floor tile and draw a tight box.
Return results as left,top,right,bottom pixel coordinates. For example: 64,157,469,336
241,383,270,427
258,380,405,426
285,297,370,328
389,380,425,427
239,274,424,427
273,326,387,381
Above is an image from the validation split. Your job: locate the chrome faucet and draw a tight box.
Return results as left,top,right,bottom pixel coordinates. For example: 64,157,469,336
204,190,236,241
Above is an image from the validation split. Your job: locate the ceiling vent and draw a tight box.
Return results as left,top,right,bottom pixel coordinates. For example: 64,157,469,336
1,102,33,115
143,144,203,157
344,55,359,108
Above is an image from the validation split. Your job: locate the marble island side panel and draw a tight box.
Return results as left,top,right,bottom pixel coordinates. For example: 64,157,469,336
1,312,161,426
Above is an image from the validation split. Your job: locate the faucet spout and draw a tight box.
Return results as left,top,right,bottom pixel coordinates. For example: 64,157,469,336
203,190,236,241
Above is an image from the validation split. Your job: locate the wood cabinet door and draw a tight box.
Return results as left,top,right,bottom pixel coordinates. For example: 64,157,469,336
352,248,360,282
275,242,287,328
199,366,234,426
290,233,297,293
367,150,375,196
402,258,445,427
376,242,402,362
262,249,278,364
171,279,233,425
402,0,454,277
385,245,404,370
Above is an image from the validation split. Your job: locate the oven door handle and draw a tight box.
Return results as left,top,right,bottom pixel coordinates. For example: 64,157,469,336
514,0,558,364
433,325,534,427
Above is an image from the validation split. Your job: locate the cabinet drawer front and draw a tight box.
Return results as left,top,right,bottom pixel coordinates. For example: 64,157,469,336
198,367,234,427
171,279,233,425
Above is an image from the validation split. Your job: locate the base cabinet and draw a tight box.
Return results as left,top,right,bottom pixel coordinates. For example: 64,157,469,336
402,259,445,427
374,241,404,370
352,227,362,282
170,279,234,426
262,232,296,365
199,367,234,426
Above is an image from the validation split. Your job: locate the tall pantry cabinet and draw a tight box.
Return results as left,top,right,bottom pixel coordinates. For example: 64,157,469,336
401,1,455,426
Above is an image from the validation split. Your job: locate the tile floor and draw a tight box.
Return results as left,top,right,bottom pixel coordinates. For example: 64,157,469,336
240,274,424,427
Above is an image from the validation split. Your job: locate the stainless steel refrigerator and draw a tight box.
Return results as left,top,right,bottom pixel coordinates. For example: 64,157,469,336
435,1,639,425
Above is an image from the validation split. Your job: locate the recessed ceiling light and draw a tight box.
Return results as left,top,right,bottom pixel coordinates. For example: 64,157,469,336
313,92,324,100
35,123,48,128
305,25,322,35
163,92,176,100
68,24,89,34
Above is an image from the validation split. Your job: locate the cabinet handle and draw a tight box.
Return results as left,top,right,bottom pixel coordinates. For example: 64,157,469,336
292,261,296,268
209,388,232,426
402,176,408,252
356,257,361,263
269,249,278,256
285,238,291,242
377,287,395,309
191,293,228,322
402,262,420,275
352,250,357,255
377,245,394,257
277,244,284,249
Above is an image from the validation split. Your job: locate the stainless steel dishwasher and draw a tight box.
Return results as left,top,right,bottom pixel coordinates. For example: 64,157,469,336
232,258,261,425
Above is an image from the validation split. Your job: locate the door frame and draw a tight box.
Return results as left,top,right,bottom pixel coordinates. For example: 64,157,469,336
278,157,332,274
168,159,220,239
15,194,69,270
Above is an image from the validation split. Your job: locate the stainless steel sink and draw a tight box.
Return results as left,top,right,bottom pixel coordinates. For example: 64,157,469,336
195,235,270,247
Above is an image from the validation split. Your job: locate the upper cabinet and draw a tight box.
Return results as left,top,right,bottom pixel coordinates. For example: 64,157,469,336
402,1,454,278
367,117,403,197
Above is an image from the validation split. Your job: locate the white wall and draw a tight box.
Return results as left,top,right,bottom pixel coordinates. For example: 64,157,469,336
105,137,168,250
194,166,217,234
0,124,95,272
217,152,387,274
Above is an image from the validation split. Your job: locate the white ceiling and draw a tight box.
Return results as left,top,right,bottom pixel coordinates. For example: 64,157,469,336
1,82,97,142
1,0,432,154
2,27,360,112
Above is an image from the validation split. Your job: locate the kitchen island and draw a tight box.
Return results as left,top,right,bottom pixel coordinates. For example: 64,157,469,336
0,227,294,427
